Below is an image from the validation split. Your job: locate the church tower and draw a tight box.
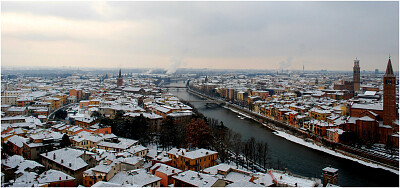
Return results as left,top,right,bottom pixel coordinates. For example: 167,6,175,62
117,69,123,87
383,57,396,126
353,58,360,91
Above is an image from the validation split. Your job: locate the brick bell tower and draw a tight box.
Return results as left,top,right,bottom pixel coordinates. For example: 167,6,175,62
117,69,123,87
353,58,360,92
383,57,396,126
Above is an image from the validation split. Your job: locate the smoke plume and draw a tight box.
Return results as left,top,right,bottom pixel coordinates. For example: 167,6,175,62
145,69,153,74
166,56,182,74
279,57,293,70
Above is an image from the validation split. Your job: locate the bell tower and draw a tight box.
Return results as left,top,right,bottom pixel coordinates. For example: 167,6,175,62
383,57,396,126
117,69,123,87
353,58,360,91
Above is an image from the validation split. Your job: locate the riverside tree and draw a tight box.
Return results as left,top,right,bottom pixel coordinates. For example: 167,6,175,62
185,119,212,149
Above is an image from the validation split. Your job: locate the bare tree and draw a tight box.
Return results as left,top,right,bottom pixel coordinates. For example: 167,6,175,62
256,141,270,169
232,132,242,168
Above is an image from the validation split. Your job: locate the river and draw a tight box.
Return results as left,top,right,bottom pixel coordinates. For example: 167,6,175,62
166,82,399,187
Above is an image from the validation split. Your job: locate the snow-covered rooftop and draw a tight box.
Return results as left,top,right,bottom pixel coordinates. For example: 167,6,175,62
168,148,217,159
323,167,339,173
253,172,274,187
6,135,28,148
203,163,234,175
108,169,160,187
37,169,75,184
119,156,143,166
40,148,88,171
92,181,124,187
352,103,383,111
172,170,219,187
150,163,181,176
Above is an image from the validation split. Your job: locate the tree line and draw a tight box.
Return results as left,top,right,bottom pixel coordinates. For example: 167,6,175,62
93,102,287,171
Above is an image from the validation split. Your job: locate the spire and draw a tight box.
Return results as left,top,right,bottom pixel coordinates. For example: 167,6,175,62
385,57,395,77
354,58,360,67
119,69,122,78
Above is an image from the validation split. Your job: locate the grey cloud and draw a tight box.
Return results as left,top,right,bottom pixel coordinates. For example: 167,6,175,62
2,1,398,71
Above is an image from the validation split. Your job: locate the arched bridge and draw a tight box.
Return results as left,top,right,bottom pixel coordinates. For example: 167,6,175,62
184,100,225,107
184,100,216,103
163,86,187,88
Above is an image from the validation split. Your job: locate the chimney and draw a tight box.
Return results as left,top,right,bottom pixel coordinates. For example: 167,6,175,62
69,163,72,167
61,159,64,163
53,153,56,159
59,177,61,180
172,170,175,173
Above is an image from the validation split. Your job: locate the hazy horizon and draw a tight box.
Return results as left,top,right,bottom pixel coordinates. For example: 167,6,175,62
2,1,399,72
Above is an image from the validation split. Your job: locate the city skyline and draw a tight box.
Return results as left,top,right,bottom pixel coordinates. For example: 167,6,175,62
2,1,399,71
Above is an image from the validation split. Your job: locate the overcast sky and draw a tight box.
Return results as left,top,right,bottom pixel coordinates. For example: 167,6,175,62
2,1,399,71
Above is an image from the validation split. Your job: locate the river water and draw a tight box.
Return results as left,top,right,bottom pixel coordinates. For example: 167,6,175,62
166,82,399,187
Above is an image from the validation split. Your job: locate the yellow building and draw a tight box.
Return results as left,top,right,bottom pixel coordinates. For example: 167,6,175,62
274,89,285,95
237,91,248,102
71,133,103,150
44,98,61,112
89,99,101,107
308,108,331,121
55,94,68,105
340,105,347,116
167,148,218,172
83,160,120,186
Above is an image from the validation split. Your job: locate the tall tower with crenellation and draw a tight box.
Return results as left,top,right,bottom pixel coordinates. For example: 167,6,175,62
383,57,397,127
117,69,123,87
353,58,360,92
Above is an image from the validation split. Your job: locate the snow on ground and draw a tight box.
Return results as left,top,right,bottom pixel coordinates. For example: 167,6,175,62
271,171,317,187
272,130,399,175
